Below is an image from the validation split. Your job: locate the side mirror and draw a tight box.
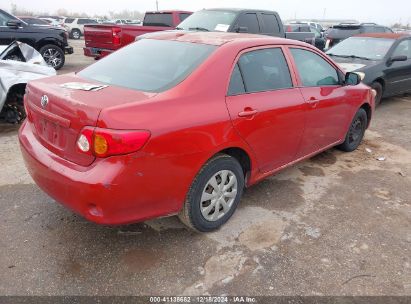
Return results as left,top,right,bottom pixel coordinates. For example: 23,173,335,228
235,26,248,33
6,20,21,29
388,55,407,65
345,72,362,86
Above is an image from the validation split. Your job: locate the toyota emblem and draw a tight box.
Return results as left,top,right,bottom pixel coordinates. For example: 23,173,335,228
40,95,49,108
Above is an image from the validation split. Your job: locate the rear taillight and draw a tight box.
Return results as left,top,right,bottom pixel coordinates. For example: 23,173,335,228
77,127,150,158
112,27,121,45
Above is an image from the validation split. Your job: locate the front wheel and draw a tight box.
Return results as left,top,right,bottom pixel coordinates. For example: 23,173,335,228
39,44,65,70
338,108,368,152
178,154,245,232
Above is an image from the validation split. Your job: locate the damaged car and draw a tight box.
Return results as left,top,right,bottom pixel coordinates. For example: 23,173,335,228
0,41,56,123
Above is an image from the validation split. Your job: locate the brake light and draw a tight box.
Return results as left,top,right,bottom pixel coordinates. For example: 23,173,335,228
77,127,150,158
112,27,121,45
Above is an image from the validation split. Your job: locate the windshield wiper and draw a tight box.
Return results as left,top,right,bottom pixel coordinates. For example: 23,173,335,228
328,53,371,60
188,27,210,32
175,27,184,30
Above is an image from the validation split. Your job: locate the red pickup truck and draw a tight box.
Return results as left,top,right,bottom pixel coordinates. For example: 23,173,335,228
83,10,192,59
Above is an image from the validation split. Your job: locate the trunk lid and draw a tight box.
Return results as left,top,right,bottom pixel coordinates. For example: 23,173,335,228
26,74,156,166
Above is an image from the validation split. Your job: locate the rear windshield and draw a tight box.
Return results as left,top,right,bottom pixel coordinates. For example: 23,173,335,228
143,13,173,27
78,39,217,93
327,26,362,38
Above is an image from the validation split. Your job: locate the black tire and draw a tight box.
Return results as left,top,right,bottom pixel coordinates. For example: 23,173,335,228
371,81,383,107
2,88,26,124
71,29,81,39
338,108,368,152
39,44,65,70
178,154,245,232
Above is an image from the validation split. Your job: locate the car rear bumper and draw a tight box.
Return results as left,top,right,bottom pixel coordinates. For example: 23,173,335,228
83,47,113,58
18,120,186,225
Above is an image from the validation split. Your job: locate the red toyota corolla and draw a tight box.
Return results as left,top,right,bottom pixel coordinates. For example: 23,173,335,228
19,32,375,232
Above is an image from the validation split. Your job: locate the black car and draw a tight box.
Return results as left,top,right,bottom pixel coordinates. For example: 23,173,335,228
285,23,326,50
0,9,73,70
327,33,411,105
325,23,393,49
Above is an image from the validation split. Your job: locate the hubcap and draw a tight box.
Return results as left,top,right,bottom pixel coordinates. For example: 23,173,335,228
42,48,62,68
348,117,363,145
200,170,238,222
73,31,80,39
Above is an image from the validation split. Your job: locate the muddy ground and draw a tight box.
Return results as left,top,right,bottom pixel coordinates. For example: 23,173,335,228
0,39,410,296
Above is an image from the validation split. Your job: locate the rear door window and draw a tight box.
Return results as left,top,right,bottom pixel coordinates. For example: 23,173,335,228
144,13,173,27
228,64,246,96
64,18,74,24
237,13,260,34
260,13,280,35
235,48,293,93
290,48,339,87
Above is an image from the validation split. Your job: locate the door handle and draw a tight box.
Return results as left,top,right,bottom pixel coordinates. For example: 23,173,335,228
307,97,320,108
238,108,258,117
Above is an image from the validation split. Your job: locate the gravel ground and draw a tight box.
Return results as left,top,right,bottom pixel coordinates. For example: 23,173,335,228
0,39,410,296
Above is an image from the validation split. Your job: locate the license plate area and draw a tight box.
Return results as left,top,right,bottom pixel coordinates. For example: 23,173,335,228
37,118,65,149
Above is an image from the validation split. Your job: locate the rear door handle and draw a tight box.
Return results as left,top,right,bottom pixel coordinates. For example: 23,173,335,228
238,108,258,117
307,97,320,108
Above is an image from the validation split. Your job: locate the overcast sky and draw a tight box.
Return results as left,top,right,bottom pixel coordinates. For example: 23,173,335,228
1,0,410,25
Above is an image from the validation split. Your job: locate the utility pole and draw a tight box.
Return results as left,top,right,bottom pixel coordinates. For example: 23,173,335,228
323,8,326,20
156,0,159,11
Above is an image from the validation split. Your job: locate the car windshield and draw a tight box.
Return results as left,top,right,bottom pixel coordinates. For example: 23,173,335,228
327,37,395,60
177,10,236,32
78,39,217,93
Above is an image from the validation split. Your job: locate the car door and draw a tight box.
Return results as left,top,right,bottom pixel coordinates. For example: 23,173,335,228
225,46,306,173
384,39,411,95
288,47,351,157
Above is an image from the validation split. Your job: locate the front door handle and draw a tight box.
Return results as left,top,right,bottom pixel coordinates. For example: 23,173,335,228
238,108,258,117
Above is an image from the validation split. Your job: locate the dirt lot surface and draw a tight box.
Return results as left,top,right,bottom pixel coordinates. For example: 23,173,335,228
0,39,410,296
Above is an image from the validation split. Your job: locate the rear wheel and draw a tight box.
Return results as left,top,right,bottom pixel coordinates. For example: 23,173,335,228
71,29,81,39
371,81,383,106
338,108,367,152
39,44,65,70
178,154,244,232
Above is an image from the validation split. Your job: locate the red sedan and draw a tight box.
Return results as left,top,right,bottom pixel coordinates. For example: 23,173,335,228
19,32,375,232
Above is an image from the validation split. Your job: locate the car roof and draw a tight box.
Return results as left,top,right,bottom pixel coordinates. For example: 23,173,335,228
204,8,279,14
145,31,307,47
145,10,193,14
354,33,410,39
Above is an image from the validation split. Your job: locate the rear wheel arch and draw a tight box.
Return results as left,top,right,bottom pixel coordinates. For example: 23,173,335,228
218,147,252,180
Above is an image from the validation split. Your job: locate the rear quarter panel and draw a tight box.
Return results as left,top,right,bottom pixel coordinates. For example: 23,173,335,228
97,44,257,211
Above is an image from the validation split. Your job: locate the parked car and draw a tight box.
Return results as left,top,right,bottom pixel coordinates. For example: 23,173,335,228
325,23,393,49
18,16,50,26
0,41,55,123
0,9,73,70
176,8,319,46
19,32,375,232
285,23,326,50
64,17,98,39
289,20,325,32
83,11,192,59
327,33,411,105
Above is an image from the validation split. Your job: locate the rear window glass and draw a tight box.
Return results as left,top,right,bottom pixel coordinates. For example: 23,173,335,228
78,39,217,93
144,13,173,27
328,27,361,37
260,13,280,35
